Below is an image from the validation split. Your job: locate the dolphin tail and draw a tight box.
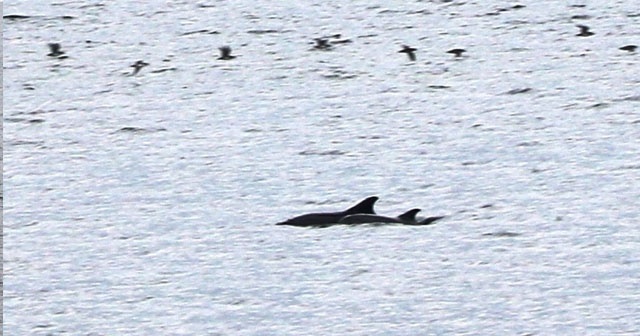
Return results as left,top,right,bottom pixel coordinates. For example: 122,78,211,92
398,208,421,222
345,196,378,215
416,216,445,225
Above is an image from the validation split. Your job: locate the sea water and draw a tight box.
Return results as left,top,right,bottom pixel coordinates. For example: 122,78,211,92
3,1,639,335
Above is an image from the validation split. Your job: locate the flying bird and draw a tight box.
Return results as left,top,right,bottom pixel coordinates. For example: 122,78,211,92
447,48,466,57
47,43,66,57
576,25,594,37
619,45,637,52
313,38,332,50
399,45,417,61
218,46,236,60
130,60,149,76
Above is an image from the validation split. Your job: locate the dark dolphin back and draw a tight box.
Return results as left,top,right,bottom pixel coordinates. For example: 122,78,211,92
344,196,378,215
397,208,421,223
276,196,378,226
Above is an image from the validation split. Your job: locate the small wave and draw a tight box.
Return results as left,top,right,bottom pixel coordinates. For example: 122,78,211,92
115,126,167,134
299,149,346,156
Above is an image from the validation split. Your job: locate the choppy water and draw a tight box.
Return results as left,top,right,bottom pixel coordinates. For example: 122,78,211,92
3,1,640,335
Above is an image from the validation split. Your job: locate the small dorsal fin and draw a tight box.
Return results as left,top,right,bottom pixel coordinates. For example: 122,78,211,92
398,208,421,222
345,196,378,215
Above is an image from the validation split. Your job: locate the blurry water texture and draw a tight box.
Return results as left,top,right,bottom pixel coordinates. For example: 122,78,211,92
3,1,639,335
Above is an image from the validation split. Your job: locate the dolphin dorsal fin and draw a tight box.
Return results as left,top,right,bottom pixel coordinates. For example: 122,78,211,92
398,208,421,222
345,196,378,215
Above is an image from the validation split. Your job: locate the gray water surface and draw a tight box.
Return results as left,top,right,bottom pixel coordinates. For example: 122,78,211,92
3,1,640,335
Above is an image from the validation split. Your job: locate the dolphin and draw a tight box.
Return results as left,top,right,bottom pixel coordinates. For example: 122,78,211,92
339,209,445,226
339,208,420,224
276,196,378,227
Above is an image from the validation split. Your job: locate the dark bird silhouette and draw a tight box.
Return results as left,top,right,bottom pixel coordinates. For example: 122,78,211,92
311,34,351,50
218,46,236,60
619,45,637,52
130,60,149,76
447,48,466,57
576,25,594,37
313,38,332,50
47,43,66,57
399,45,417,61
